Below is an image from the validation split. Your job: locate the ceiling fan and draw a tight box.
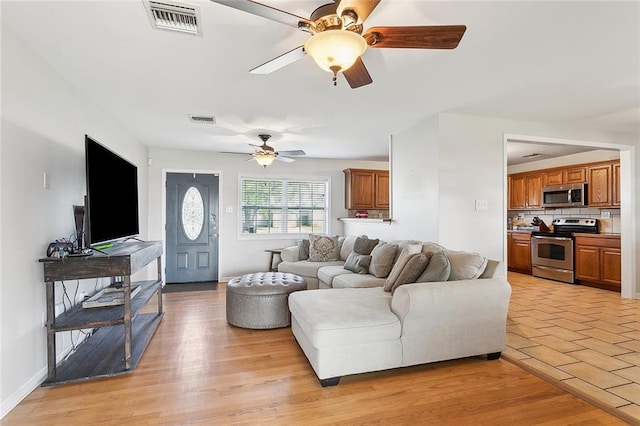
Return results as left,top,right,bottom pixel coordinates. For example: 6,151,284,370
248,134,306,167
211,0,466,88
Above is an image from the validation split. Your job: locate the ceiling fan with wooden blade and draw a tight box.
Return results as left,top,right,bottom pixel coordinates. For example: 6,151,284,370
247,134,306,167
210,0,466,88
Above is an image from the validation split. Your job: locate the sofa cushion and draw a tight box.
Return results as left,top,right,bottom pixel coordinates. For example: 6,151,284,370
391,253,431,293
332,273,386,289
317,265,352,287
368,243,398,278
388,240,423,263
309,234,340,262
344,252,372,274
416,250,451,282
445,250,488,280
354,237,379,255
383,243,422,291
278,259,344,278
297,239,310,260
288,288,400,347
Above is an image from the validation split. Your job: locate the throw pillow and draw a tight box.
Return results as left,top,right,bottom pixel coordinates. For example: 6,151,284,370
383,243,422,291
445,250,488,280
308,234,340,262
339,235,359,261
297,239,310,260
344,252,372,274
353,237,379,255
415,250,451,282
368,243,398,278
391,253,431,293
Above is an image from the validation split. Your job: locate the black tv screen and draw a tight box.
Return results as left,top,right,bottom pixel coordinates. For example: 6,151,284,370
85,136,139,246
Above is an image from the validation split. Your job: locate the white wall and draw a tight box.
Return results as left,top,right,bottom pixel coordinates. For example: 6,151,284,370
147,148,387,279
348,113,638,298
1,28,150,416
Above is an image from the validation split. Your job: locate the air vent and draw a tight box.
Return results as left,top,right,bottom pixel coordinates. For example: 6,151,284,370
189,115,216,125
143,0,202,36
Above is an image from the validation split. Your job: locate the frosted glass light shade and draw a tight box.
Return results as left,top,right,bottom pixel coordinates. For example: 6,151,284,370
254,153,275,167
304,30,367,73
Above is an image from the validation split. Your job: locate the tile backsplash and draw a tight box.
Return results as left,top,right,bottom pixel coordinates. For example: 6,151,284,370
508,207,621,233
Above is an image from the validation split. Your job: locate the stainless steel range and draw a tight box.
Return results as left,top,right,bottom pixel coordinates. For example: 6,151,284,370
531,218,599,284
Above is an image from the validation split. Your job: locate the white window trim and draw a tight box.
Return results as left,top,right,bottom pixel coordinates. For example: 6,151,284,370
237,173,332,240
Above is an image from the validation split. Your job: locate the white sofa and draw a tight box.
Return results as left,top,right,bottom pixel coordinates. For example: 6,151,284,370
280,236,511,386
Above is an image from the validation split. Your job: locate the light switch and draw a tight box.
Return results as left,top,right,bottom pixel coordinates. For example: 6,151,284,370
225,206,233,213
475,199,488,211
43,172,50,189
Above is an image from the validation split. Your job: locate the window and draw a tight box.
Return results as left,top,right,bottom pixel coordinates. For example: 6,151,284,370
240,176,329,236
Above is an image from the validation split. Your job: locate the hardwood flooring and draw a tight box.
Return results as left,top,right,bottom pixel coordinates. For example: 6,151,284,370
504,272,640,424
2,277,632,425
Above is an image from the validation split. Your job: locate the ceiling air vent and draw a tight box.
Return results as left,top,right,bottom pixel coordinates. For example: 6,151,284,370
143,0,202,36
189,115,216,125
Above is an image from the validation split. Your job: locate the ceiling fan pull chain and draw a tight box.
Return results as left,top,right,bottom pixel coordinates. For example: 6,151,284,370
330,65,340,86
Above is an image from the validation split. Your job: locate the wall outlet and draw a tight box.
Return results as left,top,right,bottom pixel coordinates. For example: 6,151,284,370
601,211,611,218
77,291,88,303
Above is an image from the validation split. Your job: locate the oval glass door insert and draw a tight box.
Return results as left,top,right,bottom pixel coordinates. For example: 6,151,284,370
181,186,204,240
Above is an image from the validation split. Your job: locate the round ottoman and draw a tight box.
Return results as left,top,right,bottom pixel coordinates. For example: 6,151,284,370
226,272,307,329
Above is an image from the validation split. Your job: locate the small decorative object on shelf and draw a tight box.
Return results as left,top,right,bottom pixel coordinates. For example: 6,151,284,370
355,210,368,218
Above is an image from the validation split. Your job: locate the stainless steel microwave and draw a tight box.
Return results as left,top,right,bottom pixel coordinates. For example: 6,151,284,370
541,183,587,208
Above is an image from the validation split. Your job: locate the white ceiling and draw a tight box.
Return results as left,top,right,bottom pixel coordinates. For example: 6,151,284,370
2,0,639,162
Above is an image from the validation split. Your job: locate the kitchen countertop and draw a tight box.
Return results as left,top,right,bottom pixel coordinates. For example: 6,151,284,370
573,233,620,238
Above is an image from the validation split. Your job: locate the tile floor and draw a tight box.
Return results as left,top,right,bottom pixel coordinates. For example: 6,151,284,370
504,272,640,424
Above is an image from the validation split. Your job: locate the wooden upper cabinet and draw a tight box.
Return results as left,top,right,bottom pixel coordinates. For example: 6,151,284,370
564,166,586,184
374,171,390,209
525,173,543,208
588,163,613,207
344,168,389,210
509,174,526,209
543,170,563,186
613,162,621,206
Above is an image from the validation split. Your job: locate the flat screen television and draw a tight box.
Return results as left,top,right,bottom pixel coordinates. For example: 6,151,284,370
85,135,140,246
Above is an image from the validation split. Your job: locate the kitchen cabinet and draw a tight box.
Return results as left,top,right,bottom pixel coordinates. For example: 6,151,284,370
508,172,542,209
613,162,621,206
344,168,389,210
508,231,532,274
574,234,621,292
564,166,586,184
543,170,563,186
588,163,613,207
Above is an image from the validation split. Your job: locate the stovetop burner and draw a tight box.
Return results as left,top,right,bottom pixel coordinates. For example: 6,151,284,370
532,217,599,238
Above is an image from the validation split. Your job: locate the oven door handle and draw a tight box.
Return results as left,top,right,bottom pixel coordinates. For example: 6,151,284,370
532,236,573,242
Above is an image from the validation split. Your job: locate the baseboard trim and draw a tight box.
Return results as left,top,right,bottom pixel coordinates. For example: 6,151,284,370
0,366,47,420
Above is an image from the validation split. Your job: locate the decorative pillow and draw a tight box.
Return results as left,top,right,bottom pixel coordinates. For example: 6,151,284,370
344,252,372,274
308,234,340,262
383,243,422,291
445,250,488,280
368,243,398,278
297,239,310,260
391,253,431,293
339,235,359,261
416,250,451,282
353,237,379,255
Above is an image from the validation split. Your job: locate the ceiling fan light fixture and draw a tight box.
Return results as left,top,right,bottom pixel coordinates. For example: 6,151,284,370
304,30,367,76
254,153,275,167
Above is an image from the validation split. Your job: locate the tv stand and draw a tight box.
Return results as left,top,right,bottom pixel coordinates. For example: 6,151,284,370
39,241,163,386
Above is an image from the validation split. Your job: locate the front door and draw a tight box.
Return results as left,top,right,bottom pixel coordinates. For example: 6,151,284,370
166,172,219,283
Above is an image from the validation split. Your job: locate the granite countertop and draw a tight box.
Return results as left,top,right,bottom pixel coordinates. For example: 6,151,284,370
573,232,620,238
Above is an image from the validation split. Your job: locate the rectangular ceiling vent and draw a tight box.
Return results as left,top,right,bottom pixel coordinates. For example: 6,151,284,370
189,115,216,125
143,0,202,36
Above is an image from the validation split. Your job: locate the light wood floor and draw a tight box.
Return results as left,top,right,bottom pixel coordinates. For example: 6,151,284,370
504,272,640,424
2,278,632,425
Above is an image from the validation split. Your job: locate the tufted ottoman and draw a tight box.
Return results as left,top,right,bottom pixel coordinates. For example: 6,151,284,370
226,272,307,329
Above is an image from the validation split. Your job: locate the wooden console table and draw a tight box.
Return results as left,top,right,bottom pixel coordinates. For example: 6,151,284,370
39,241,163,386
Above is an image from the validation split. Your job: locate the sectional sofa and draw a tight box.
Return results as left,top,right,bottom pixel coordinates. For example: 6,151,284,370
278,235,512,386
